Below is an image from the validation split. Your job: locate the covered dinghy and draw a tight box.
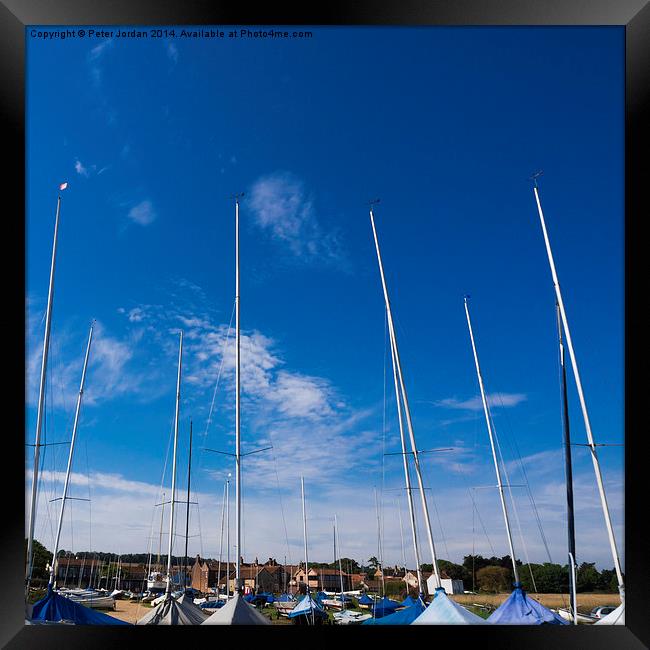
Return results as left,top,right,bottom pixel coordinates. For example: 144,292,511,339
277,593,295,602
399,595,418,608
357,593,374,607
412,588,487,625
31,586,131,625
202,592,271,625
363,597,426,625
488,584,568,625
372,595,400,618
594,602,624,625
288,594,328,623
136,593,209,625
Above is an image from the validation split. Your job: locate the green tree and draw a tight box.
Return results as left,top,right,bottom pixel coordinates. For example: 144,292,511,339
325,557,361,573
25,538,52,580
576,562,600,592
476,566,512,593
519,563,568,593
437,560,465,581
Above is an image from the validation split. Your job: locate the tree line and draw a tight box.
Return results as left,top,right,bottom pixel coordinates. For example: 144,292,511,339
27,541,621,594
420,555,621,594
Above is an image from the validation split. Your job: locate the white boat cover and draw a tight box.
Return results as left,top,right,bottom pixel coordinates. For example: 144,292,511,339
594,602,624,625
136,594,209,625
411,589,488,625
201,592,271,625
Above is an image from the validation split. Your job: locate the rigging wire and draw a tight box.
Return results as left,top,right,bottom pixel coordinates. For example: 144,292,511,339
188,299,235,567
489,406,537,592
137,413,175,620
495,391,555,565
85,440,92,582
202,300,236,441
381,310,387,572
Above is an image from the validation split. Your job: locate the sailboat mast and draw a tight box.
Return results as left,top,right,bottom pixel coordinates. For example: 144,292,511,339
157,492,165,569
234,195,242,595
557,302,578,623
301,476,309,593
369,205,441,589
217,479,226,595
334,515,345,608
50,323,94,589
26,189,64,593
532,182,624,597
183,418,193,591
390,335,424,595
301,476,315,624
374,488,386,597
166,331,183,595
226,474,230,598
463,296,519,583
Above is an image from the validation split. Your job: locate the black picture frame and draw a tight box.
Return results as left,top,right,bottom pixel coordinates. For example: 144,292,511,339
2,1,647,648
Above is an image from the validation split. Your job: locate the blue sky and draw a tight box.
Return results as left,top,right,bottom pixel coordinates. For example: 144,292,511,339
26,26,624,572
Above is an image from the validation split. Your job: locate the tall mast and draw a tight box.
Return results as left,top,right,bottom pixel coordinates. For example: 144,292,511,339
183,418,193,591
557,302,578,623
217,479,226,595
234,194,243,595
532,181,624,598
49,323,94,589
166,331,183,595
226,474,230,598
390,335,424,595
157,492,165,569
369,204,441,589
463,296,519,583
301,476,309,593
373,488,385,597
301,476,315,624
26,187,65,594
334,515,345,609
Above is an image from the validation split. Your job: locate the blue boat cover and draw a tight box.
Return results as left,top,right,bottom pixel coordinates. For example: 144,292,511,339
363,598,426,625
358,593,374,605
488,584,568,625
314,591,328,604
265,593,275,604
31,587,130,625
399,595,418,608
243,594,255,603
277,593,295,602
372,596,400,618
411,588,488,625
288,594,327,619
199,600,224,609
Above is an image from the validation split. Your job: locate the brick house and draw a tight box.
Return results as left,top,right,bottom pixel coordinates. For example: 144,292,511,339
404,570,464,596
293,567,352,592
190,555,235,593
53,557,147,592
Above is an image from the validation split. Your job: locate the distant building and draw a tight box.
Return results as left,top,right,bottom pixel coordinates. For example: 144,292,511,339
52,557,147,592
293,567,352,592
190,556,235,593
403,569,464,595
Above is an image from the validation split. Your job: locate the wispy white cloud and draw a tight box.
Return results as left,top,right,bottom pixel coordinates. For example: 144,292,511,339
127,200,157,226
24,313,156,410
434,392,527,411
166,41,178,64
74,159,89,177
88,39,113,62
247,171,343,263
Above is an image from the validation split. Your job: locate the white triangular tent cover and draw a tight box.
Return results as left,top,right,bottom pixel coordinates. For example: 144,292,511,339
136,594,209,625
594,602,624,625
201,593,271,625
411,590,487,625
